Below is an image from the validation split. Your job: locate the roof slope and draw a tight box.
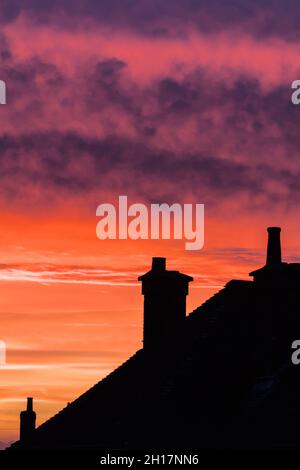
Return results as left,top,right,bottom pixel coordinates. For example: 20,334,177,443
10,252,300,450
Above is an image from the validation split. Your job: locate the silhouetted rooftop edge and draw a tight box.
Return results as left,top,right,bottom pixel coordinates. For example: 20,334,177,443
9,227,300,450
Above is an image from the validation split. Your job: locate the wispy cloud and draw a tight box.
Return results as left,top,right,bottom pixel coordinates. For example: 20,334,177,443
0,264,140,286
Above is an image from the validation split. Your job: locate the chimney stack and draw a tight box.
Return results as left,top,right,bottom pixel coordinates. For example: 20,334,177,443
266,227,282,266
20,397,36,442
138,257,193,350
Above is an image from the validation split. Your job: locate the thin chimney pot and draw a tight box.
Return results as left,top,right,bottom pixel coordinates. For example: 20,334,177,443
266,227,282,266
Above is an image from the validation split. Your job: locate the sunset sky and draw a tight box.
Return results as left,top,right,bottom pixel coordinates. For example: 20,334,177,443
1,0,300,444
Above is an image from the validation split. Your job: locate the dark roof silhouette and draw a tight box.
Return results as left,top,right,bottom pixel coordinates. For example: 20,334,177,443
10,227,300,450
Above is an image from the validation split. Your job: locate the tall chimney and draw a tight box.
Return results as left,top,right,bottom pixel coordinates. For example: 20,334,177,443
20,397,36,442
138,257,193,350
266,227,282,266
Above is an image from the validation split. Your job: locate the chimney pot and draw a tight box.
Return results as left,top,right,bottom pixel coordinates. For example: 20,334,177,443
27,397,33,412
266,226,282,266
151,257,166,271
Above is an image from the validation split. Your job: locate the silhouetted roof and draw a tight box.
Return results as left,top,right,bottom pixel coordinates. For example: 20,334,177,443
10,232,300,450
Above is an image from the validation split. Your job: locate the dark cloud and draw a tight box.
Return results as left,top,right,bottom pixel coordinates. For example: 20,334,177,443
0,130,298,213
0,27,299,214
1,0,300,39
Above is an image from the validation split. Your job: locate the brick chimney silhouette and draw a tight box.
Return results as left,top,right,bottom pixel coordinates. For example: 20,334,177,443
250,226,285,283
20,397,36,442
138,257,193,350
266,227,282,266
